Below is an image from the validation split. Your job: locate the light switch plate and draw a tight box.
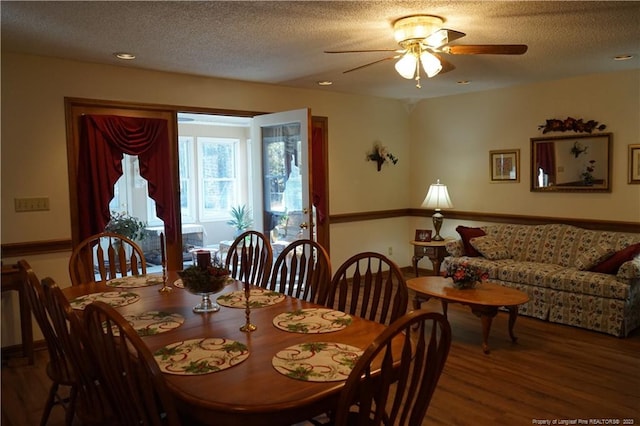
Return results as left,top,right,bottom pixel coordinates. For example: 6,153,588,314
14,197,50,212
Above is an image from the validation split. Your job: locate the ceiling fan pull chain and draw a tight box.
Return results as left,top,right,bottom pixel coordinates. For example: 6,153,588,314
415,59,422,89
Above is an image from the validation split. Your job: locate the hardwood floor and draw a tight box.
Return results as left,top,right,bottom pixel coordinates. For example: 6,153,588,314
421,298,640,425
2,296,639,425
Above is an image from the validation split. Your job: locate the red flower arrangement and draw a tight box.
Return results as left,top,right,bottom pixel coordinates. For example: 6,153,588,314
445,262,489,289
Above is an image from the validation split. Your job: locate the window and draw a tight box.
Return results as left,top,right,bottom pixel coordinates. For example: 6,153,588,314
198,137,239,220
109,155,161,226
178,136,195,223
109,136,241,228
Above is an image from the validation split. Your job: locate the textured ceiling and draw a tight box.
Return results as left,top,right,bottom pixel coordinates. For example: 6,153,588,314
2,1,639,101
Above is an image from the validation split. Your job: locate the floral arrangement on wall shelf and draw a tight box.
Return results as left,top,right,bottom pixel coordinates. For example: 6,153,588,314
538,117,606,134
366,142,398,171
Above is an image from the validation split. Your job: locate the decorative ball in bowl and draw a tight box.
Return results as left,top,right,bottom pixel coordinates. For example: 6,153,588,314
178,265,230,295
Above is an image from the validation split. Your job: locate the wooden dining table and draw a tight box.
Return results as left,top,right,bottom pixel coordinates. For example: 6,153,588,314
62,272,392,426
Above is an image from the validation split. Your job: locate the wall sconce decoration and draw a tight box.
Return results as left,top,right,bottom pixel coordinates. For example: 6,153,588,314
570,141,588,158
366,142,398,171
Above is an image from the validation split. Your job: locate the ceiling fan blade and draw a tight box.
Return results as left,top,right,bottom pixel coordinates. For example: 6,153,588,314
325,49,401,54
441,29,466,44
343,55,400,74
433,54,456,74
446,44,528,55
424,28,466,49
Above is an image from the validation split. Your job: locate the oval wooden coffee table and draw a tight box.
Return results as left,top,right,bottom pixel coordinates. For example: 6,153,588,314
407,276,529,354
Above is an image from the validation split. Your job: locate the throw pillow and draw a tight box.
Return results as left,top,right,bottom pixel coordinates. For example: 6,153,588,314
574,244,617,271
590,242,640,274
456,226,486,257
469,235,511,260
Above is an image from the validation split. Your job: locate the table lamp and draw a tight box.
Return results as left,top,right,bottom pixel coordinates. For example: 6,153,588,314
421,179,453,241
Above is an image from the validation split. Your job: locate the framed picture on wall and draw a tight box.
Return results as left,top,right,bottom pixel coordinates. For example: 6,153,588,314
629,144,640,184
490,149,520,182
415,229,432,242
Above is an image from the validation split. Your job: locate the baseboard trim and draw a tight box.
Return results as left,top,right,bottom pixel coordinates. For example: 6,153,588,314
1,340,47,363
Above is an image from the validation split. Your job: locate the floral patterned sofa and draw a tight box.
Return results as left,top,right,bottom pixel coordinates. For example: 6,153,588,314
444,223,640,337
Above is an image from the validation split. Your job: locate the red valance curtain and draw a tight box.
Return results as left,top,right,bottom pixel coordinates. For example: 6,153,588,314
77,115,177,243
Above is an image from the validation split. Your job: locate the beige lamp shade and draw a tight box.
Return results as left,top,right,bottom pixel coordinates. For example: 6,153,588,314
421,179,453,210
421,179,453,241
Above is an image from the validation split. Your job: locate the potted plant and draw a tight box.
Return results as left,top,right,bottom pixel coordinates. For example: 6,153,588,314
227,205,253,237
105,211,147,242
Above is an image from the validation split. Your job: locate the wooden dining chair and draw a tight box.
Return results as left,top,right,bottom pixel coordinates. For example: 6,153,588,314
83,300,182,426
334,310,452,426
224,230,273,288
69,231,147,286
267,239,332,304
41,278,117,425
326,252,409,325
18,260,77,426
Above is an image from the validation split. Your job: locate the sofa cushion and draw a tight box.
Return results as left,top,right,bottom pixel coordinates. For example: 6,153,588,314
544,269,630,300
456,226,486,257
618,259,640,280
482,224,551,263
470,235,511,260
574,244,617,271
590,242,640,274
497,262,565,288
443,256,513,281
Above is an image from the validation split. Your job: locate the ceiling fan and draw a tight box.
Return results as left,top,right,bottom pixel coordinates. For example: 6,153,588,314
325,15,528,88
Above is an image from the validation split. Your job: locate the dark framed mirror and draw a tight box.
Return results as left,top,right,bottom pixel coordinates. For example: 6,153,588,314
531,133,612,192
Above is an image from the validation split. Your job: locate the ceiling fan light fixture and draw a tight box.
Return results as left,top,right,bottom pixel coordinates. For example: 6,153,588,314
420,51,442,78
395,53,417,79
393,15,444,44
425,29,449,48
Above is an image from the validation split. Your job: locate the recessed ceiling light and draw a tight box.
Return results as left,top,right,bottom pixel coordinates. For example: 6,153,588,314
457,80,471,85
613,54,633,61
114,52,136,60
317,81,333,86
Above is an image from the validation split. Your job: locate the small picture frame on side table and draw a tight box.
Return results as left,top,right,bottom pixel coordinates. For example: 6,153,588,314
415,229,432,242
629,144,640,184
490,149,520,183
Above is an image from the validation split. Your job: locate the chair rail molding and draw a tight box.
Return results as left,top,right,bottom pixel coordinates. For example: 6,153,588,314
2,211,638,258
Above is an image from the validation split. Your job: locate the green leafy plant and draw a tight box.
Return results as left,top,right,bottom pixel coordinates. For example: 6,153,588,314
104,211,147,241
227,205,253,234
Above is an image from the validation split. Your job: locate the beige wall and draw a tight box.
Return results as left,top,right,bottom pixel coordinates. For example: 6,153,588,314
409,69,640,222
2,52,639,347
1,53,411,345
